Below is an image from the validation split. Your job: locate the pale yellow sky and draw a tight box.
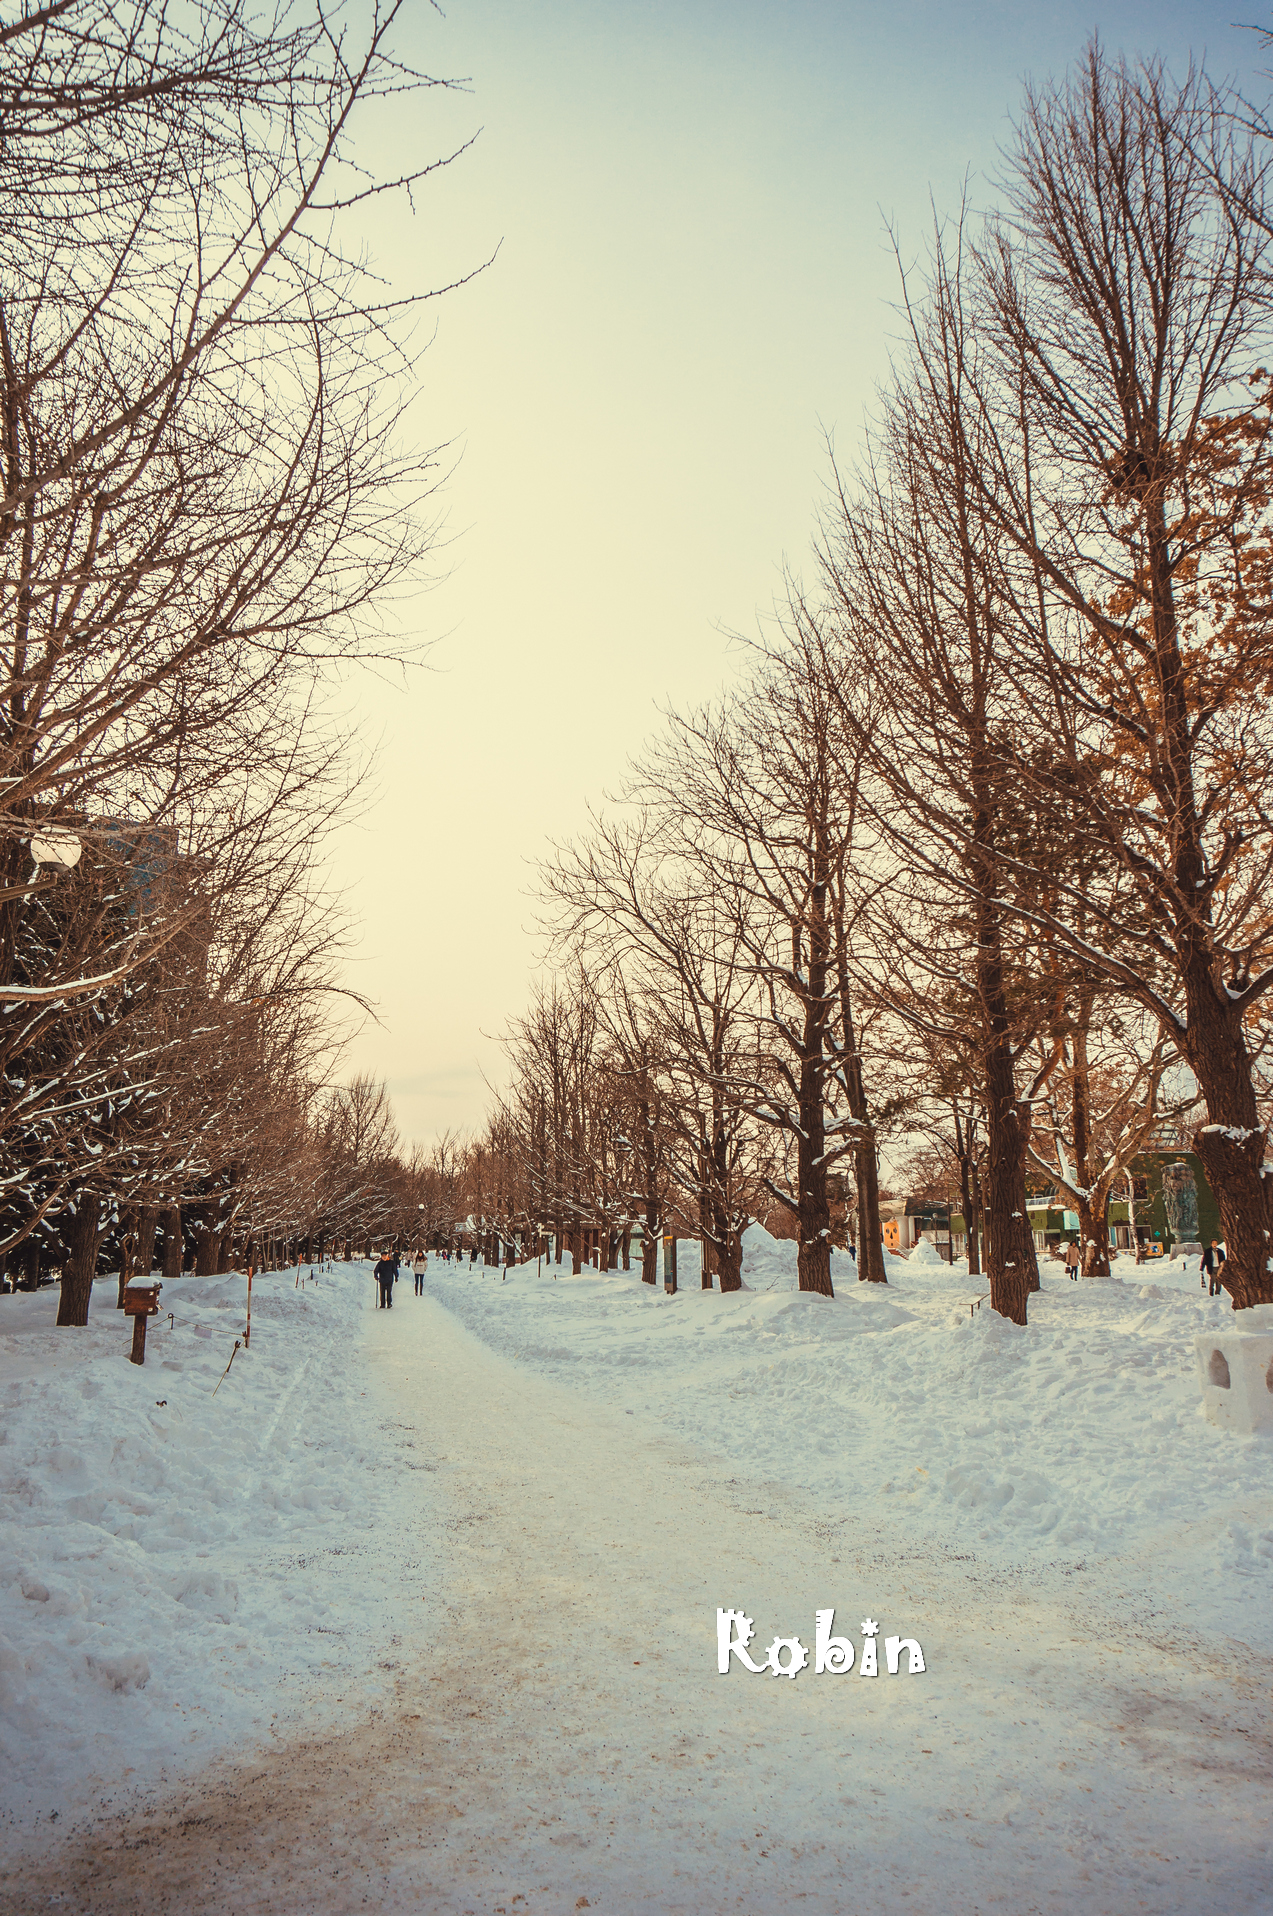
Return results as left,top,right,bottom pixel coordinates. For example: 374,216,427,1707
327,0,1255,1152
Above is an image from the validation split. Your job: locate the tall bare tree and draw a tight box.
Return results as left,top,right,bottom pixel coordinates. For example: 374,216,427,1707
961,46,1273,1307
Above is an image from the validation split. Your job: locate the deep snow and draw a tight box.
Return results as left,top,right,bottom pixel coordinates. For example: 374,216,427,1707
433,1231,1273,1656
0,1264,445,1829
1,1234,1270,1913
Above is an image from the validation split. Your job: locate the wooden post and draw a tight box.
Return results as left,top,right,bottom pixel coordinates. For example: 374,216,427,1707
123,1281,161,1363
245,1267,253,1348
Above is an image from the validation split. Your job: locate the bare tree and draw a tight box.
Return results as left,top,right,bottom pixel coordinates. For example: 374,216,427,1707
965,46,1273,1307
638,629,886,1294
816,230,1045,1323
543,818,768,1291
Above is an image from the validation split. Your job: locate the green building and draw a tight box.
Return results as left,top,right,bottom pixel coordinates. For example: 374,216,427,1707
949,1150,1219,1260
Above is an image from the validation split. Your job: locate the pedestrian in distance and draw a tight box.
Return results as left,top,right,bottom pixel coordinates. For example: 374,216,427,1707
373,1252,395,1309
1201,1240,1227,1298
1064,1239,1081,1279
413,1249,426,1296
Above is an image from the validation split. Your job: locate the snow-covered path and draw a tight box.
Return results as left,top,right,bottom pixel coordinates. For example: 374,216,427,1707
8,1263,1270,1915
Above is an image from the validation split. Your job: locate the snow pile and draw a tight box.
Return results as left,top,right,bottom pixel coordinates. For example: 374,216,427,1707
0,1264,442,1827
427,1230,1273,1654
6,1233,1271,1866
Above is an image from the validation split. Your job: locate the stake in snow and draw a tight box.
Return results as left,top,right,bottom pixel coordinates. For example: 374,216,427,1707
717,1608,925,1678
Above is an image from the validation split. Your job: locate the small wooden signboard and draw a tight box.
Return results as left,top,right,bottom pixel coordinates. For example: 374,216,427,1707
123,1282,162,1366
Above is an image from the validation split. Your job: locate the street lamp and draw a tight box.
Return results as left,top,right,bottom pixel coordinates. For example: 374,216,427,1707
30,829,82,869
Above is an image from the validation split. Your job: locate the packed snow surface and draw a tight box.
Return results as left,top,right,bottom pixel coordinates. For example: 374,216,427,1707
1,1233,1270,1913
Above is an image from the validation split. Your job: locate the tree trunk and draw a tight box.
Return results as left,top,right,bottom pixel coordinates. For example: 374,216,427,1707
21,1238,40,1291
795,888,835,1299
194,1210,218,1275
117,1205,137,1308
638,1098,659,1283
57,1197,106,1327
1077,1194,1111,1276
955,1119,980,1277
982,1038,1036,1325
1181,963,1273,1309
1126,1175,1145,1262
641,1210,658,1284
716,1227,743,1292
854,1136,888,1284
835,904,886,1285
972,768,1038,1324
697,1133,714,1289
135,1206,158,1278
796,1140,833,1296
161,1207,183,1279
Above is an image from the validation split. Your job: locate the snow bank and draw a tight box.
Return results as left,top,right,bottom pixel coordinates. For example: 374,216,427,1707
427,1231,1273,1655
0,1264,443,1828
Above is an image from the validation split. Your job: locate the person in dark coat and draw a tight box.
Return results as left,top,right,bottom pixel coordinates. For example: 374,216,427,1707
374,1253,395,1308
1201,1240,1227,1298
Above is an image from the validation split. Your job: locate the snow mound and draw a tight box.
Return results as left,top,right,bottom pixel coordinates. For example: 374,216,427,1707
86,1651,150,1695
764,1290,915,1337
0,1262,444,1823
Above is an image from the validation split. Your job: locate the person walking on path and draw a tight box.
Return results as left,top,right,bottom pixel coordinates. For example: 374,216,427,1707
413,1249,426,1296
1201,1240,1227,1298
1064,1240,1081,1279
374,1252,396,1309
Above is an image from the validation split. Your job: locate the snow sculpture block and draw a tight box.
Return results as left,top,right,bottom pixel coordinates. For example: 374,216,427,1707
1195,1317,1273,1433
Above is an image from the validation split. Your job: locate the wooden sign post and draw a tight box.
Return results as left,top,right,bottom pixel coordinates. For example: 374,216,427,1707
123,1282,162,1365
